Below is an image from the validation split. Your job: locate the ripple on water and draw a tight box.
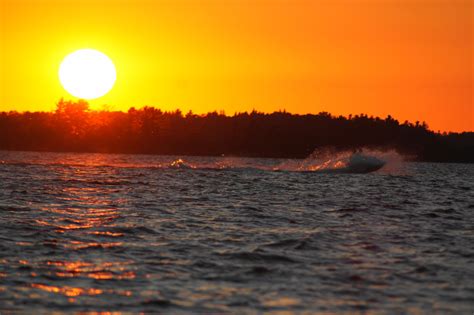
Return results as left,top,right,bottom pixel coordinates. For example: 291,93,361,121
0,152,472,314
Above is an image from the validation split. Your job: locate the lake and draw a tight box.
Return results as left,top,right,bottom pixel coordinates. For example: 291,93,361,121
0,151,472,314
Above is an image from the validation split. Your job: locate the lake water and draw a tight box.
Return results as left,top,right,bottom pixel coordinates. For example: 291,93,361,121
0,151,472,314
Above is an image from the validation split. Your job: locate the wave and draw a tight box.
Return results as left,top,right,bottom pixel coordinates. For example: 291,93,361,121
0,148,405,174
160,149,394,173
218,250,298,263
167,158,195,169
60,178,132,186
293,150,387,174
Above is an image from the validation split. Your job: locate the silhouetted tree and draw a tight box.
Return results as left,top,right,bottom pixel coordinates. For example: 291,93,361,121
0,99,472,162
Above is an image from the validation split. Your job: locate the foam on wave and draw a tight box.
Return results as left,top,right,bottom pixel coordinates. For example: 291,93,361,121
279,148,394,173
162,148,400,173
0,148,404,174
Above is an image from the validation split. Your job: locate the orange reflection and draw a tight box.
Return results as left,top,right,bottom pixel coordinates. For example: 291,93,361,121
262,296,300,307
45,260,135,280
64,241,123,250
31,283,133,302
35,168,126,248
47,260,91,269
31,283,103,297
28,162,139,301
87,271,135,280
88,231,124,237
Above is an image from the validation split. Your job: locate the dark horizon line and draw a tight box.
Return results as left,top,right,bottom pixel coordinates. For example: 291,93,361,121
0,99,473,163
1,99,472,135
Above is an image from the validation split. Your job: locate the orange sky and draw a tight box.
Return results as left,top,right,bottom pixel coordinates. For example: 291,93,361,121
0,0,472,132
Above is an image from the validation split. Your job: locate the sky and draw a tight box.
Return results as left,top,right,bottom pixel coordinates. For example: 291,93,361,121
0,0,472,132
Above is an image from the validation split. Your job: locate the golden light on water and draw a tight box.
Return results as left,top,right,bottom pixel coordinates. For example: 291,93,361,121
20,163,139,303
31,283,103,297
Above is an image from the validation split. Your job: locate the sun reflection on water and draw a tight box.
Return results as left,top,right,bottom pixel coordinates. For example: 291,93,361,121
31,283,103,297
24,163,138,306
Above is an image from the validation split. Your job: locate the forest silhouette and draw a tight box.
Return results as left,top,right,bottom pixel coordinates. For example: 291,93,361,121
0,99,472,162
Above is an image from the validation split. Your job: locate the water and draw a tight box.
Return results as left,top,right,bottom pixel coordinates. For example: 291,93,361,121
0,151,473,314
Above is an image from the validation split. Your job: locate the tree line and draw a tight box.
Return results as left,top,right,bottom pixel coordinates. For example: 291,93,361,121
0,99,472,162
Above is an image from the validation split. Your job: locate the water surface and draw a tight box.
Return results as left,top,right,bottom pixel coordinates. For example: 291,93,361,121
0,151,473,314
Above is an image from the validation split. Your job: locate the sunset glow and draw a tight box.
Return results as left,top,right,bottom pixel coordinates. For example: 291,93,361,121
0,0,472,132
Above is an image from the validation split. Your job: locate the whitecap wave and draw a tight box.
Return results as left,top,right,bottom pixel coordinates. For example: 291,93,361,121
164,149,397,174
274,148,402,173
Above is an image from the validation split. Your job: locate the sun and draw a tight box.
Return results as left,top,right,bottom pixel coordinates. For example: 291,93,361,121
59,49,116,99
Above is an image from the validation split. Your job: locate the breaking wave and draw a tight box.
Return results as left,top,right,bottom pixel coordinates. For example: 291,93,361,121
161,148,402,174
0,148,405,174
274,148,403,173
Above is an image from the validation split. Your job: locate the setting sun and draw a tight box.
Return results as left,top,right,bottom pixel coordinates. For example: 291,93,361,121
59,49,116,99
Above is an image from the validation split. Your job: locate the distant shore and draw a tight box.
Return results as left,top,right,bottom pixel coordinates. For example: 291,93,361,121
0,100,472,163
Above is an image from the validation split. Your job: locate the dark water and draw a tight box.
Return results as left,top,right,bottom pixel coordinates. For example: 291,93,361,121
0,151,473,314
